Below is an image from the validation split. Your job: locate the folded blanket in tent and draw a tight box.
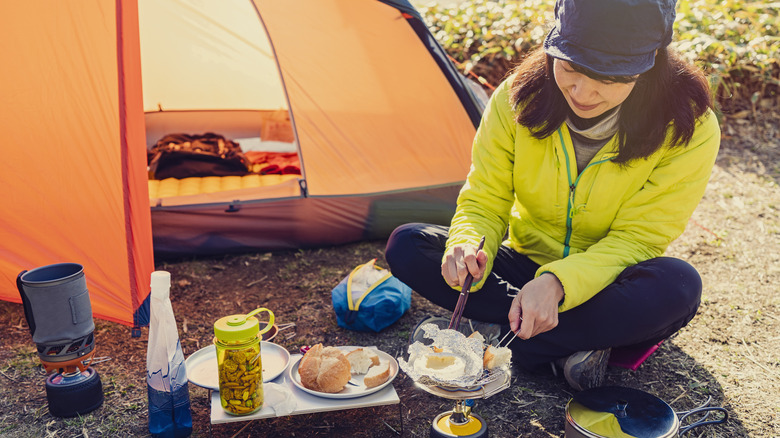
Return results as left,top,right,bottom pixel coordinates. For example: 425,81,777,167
245,151,301,175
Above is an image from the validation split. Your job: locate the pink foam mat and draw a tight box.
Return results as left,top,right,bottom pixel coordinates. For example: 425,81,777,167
608,341,664,371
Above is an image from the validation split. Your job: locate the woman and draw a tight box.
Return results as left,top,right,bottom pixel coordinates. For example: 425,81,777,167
385,0,720,391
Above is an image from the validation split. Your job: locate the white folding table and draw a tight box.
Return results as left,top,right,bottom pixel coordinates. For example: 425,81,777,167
210,353,400,424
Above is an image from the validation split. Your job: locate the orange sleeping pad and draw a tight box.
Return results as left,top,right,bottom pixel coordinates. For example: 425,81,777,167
148,174,299,199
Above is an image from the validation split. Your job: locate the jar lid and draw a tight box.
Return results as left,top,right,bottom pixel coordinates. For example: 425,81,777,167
214,309,263,342
566,386,678,438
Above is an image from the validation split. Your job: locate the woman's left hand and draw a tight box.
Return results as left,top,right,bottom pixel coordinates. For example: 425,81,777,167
508,273,564,339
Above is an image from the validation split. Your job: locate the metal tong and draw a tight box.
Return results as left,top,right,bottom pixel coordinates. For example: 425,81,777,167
448,236,486,330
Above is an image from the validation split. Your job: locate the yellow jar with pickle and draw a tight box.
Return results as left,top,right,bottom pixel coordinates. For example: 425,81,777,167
213,308,274,415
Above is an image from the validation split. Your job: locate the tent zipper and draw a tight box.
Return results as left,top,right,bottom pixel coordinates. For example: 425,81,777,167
299,179,308,197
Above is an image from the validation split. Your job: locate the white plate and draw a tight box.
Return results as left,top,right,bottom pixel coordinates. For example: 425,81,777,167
288,346,399,399
185,342,291,390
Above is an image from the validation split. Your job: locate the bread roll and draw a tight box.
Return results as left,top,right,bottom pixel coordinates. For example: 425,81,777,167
298,344,323,390
346,348,378,374
367,348,380,367
321,346,345,360
297,343,351,393
363,361,391,388
316,355,351,393
468,330,485,344
483,345,512,369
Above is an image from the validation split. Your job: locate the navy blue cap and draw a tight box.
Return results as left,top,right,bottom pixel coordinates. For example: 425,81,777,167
544,0,676,76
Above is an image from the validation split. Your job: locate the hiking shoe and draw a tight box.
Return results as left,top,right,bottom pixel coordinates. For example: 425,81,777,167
562,348,611,391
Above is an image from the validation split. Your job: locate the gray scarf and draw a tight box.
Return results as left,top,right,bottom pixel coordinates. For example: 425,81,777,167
565,107,620,173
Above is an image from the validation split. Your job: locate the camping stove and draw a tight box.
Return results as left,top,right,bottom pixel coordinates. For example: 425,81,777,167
417,368,511,438
16,263,104,417
401,321,513,437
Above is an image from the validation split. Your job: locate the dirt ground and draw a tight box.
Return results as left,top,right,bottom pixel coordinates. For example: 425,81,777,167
0,111,778,437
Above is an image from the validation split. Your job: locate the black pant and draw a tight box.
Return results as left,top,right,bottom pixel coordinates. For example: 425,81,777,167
385,223,702,371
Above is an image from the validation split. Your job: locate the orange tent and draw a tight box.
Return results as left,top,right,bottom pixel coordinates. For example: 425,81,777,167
0,0,483,326
1,0,152,327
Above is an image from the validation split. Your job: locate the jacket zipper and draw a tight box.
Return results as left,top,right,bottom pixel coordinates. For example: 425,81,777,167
556,128,613,258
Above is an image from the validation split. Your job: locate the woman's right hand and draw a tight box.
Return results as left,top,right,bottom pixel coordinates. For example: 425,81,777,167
508,273,564,339
441,243,488,289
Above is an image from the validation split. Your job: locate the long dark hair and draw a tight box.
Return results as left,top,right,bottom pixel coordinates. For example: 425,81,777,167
509,48,713,164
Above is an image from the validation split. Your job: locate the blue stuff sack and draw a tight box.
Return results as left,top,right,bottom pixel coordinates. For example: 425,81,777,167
331,259,412,333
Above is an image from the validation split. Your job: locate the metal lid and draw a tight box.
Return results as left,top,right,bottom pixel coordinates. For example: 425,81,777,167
566,386,678,438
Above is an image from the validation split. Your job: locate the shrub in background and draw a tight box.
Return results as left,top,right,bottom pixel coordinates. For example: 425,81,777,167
417,0,779,115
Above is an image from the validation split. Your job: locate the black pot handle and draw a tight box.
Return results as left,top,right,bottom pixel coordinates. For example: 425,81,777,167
16,270,36,336
678,406,728,435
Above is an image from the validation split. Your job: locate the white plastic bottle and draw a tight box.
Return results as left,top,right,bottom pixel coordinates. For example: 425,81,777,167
146,271,193,437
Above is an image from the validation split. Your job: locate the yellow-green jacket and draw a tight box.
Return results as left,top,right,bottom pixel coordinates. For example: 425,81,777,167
447,77,721,312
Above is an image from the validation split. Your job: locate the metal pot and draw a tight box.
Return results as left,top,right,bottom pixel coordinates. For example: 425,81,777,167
565,386,727,438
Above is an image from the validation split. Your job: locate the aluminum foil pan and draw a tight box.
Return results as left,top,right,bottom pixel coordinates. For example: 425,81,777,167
398,323,485,387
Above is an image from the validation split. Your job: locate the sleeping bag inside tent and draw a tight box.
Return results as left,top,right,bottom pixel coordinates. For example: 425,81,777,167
140,0,484,257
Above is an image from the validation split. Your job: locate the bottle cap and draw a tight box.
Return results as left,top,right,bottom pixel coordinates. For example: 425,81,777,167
214,313,260,342
214,308,274,342
150,271,171,299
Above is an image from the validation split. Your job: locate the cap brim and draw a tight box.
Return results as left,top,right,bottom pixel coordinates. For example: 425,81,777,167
543,26,656,76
